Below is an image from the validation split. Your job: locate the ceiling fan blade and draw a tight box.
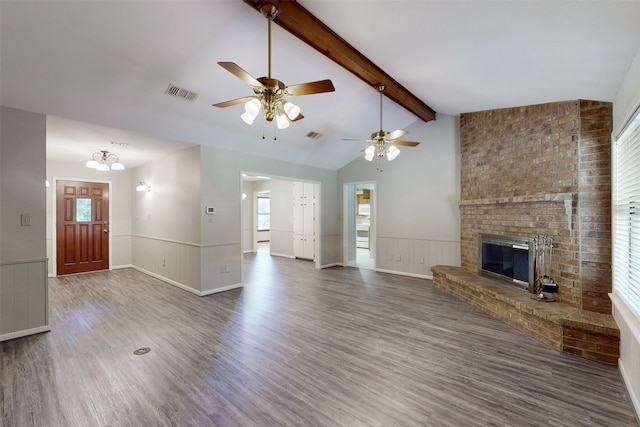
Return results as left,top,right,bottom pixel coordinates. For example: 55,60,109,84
393,140,420,147
212,96,257,108
217,62,262,87
385,129,408,141
291,113,305,122
286,79,335,96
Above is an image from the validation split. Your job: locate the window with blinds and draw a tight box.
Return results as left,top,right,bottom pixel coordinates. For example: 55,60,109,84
614,107,640,317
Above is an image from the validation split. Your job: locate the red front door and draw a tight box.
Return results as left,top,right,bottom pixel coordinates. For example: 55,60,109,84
56,180,109,275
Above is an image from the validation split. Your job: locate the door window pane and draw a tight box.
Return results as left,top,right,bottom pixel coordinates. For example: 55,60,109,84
76,198,92,222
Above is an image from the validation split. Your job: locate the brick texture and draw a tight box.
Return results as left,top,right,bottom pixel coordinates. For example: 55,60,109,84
459,100,612,313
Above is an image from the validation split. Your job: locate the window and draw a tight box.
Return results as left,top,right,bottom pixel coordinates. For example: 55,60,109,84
613,107,640,317
76,198,92,222
257,197,270,231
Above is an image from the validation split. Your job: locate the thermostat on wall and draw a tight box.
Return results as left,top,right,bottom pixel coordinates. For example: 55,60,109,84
205,206,215,215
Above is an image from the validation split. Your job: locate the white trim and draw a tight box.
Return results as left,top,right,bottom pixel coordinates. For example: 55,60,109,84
375,268,433,280
0,325,51,342
112,264,133,270
270,252,295,259
200,283,243,296
131,233,240,249
321,262,341,269
611,292,640,349
619,358,640,423
130,265,243,297
130,265,201,296
0,258,47,266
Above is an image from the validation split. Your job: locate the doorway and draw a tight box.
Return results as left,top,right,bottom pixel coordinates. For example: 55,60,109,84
55,180,110,275
343,182,375,269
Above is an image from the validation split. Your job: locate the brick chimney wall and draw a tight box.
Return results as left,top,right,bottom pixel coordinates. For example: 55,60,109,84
459,100,612,313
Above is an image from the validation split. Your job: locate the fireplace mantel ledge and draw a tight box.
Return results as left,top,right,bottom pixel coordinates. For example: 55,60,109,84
458,192,573,207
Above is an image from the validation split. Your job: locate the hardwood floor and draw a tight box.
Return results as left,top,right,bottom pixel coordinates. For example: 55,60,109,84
2,253,637,426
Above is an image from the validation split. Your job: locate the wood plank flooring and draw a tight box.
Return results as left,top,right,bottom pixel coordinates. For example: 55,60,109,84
2,253,638,426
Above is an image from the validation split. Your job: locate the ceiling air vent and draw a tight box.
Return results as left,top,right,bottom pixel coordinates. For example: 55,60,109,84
165,84,199,102
306,131,322,140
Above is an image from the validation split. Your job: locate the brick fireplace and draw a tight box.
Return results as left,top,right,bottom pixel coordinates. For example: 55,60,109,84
432,100,619,364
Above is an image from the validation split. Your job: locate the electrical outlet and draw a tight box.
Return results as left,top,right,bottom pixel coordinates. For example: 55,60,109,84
162,258,166,266
419,257,424,264
396,255,402,262
20,213,31,226
225,264,230,273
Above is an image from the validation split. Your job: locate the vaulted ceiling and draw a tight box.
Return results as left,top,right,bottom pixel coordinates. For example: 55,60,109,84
1,1,639,170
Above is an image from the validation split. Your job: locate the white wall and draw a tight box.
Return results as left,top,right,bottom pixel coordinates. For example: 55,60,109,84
611,46,640,419
254,179,295,258
130,146,202,292
337,114,461,277
1,107,49,341
46,160,132,274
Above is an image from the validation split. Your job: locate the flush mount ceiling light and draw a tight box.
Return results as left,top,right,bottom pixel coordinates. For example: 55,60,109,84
343,85,421,164
85,150,125,171
212,3,335,133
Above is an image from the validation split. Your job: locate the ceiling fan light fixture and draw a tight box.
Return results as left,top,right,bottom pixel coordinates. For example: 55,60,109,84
276,111,290,129
386,145,400,161
283,101,300,120
364,145,375,162
96,163,110,171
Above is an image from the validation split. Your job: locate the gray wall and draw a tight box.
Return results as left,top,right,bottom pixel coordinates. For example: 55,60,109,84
1,107,49,340
337,114,461,277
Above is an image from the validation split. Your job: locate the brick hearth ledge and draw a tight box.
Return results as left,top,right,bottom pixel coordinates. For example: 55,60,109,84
431,265,619,365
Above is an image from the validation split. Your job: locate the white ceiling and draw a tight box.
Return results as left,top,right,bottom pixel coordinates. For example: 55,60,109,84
1,1,639,171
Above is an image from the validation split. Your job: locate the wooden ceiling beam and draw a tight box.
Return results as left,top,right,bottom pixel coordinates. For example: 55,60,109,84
243,0,436,123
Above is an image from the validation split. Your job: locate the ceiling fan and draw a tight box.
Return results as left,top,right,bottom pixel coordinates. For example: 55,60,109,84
212,3,335,131
343,84,420,162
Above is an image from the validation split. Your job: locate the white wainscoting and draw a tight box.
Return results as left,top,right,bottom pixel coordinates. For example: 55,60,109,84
131,235,201,293
611,293,640,419
200,242,242,294
376,237,461,279
0,259,50,341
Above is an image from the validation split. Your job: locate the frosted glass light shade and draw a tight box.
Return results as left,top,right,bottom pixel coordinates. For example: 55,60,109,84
111,162,125,170
283,101,300,120
96,163,110,171
244,99,260,115
386,145,400,161
86,159,99,168
276,112,290,129
364,145,375,162
241,111,257,125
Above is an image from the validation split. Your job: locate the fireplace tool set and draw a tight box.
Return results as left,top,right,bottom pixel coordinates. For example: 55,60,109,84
533,234,556,302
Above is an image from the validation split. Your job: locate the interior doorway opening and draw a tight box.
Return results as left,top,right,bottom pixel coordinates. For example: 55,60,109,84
343,182,375,270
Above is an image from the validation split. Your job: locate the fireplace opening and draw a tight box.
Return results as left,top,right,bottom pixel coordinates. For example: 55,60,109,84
479,234,534,292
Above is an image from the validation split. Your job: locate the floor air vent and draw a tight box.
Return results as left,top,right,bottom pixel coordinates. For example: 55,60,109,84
165,84,199,102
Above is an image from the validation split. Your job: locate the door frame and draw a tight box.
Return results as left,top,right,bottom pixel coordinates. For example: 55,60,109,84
240,172,322,277
51,177,113,276
343,181,376,269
